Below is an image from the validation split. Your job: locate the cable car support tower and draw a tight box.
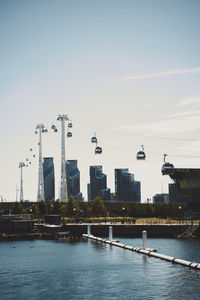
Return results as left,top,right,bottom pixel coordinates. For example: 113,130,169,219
57,114,70,201
19,162,25,202
35,124,47,201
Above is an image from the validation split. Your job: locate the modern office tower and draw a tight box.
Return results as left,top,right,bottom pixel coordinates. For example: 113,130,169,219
66,160,82,201
87,183,91,202
89,166,110,201
43,157,55,202
114,168,141,202
133,181,141,203
169,183,188,204
99,188,111,201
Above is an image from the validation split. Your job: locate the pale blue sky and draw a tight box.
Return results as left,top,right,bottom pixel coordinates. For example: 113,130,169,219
1,0,200,202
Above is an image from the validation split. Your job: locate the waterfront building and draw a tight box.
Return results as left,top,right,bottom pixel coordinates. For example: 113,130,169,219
115,168,141,202
66,160,82,201
153,193,169,204
43,157,55,201
169,183,188,204
88,166,110,201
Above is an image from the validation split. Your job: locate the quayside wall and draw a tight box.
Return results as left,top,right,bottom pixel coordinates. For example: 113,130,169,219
63,224,190,237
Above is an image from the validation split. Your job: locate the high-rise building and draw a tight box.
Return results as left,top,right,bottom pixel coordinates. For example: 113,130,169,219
43,157,55,202
115,168,141,202
66,160,82,201
88,166,110,201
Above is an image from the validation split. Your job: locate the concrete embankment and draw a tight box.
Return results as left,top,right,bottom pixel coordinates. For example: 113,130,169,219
63,224,191,237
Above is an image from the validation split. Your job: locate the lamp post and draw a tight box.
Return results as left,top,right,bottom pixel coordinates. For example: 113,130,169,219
178,205,182,225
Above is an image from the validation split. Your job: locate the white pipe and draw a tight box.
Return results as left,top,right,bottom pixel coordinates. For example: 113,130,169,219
142,230,147,249
109,226,113,241
87,224,91,235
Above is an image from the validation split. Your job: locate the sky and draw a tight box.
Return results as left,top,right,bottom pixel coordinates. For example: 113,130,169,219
1,0,200,202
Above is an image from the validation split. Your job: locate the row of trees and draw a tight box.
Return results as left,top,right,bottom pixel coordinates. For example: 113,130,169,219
8,196,186,219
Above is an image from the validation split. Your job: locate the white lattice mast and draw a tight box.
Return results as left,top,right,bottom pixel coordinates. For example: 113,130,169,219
57,114,69,201
19,162,25,202
35,124,47,201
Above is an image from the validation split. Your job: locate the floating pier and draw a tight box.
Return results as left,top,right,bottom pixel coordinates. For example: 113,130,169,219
83,232,200,270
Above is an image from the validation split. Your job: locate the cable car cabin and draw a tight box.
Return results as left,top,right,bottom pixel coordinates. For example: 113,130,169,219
95,146,102,154
67,132,72,137
51,124,56,130
68,123,72,128
136,151,146,160
161,163,174,175
42,129,48,133
91,136,97,143
54,128,58,132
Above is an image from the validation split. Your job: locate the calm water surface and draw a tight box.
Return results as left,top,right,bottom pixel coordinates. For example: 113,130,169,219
0,238,200,300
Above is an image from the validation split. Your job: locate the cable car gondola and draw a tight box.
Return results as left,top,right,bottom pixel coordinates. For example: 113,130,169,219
51,124,56,130
91,133,97,143
136,145,146,160
95,146,102,154
68,122,72,128
161,154,174,175
67,132,72,138
54,128,58,132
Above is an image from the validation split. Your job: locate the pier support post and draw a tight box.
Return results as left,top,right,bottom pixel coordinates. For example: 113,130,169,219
142,230,147,249
109,226,113,241
87,224,91,235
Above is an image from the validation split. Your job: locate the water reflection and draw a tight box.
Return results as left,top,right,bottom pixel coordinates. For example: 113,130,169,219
0,239,200,299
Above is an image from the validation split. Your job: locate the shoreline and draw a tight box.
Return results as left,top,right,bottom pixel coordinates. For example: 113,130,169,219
1,224,200,240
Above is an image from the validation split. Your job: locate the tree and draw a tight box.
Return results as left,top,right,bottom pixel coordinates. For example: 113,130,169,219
90,197,107,217
12,202,24,214
66,195,80,217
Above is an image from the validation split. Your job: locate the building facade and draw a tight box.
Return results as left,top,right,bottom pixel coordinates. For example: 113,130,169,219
88,166,110,201
168,183,188,204
115,168,141,202
43,157,55,202
153,193,169,204
66,160,82,201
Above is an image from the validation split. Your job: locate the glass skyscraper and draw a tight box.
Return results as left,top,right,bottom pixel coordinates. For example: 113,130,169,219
66,160,82,201
115,168,141,202
88,166,110,201
43,157,55,202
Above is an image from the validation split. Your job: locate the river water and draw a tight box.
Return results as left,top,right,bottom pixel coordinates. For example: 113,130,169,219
0,238,200,299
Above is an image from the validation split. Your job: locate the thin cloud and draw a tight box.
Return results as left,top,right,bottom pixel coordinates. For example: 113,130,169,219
115,114,200,135
124,67,200,80
177,97,200,107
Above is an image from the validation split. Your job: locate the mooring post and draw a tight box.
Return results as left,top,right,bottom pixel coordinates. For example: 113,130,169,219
109,226,113,241
87,224,91,235
142,230,147,249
